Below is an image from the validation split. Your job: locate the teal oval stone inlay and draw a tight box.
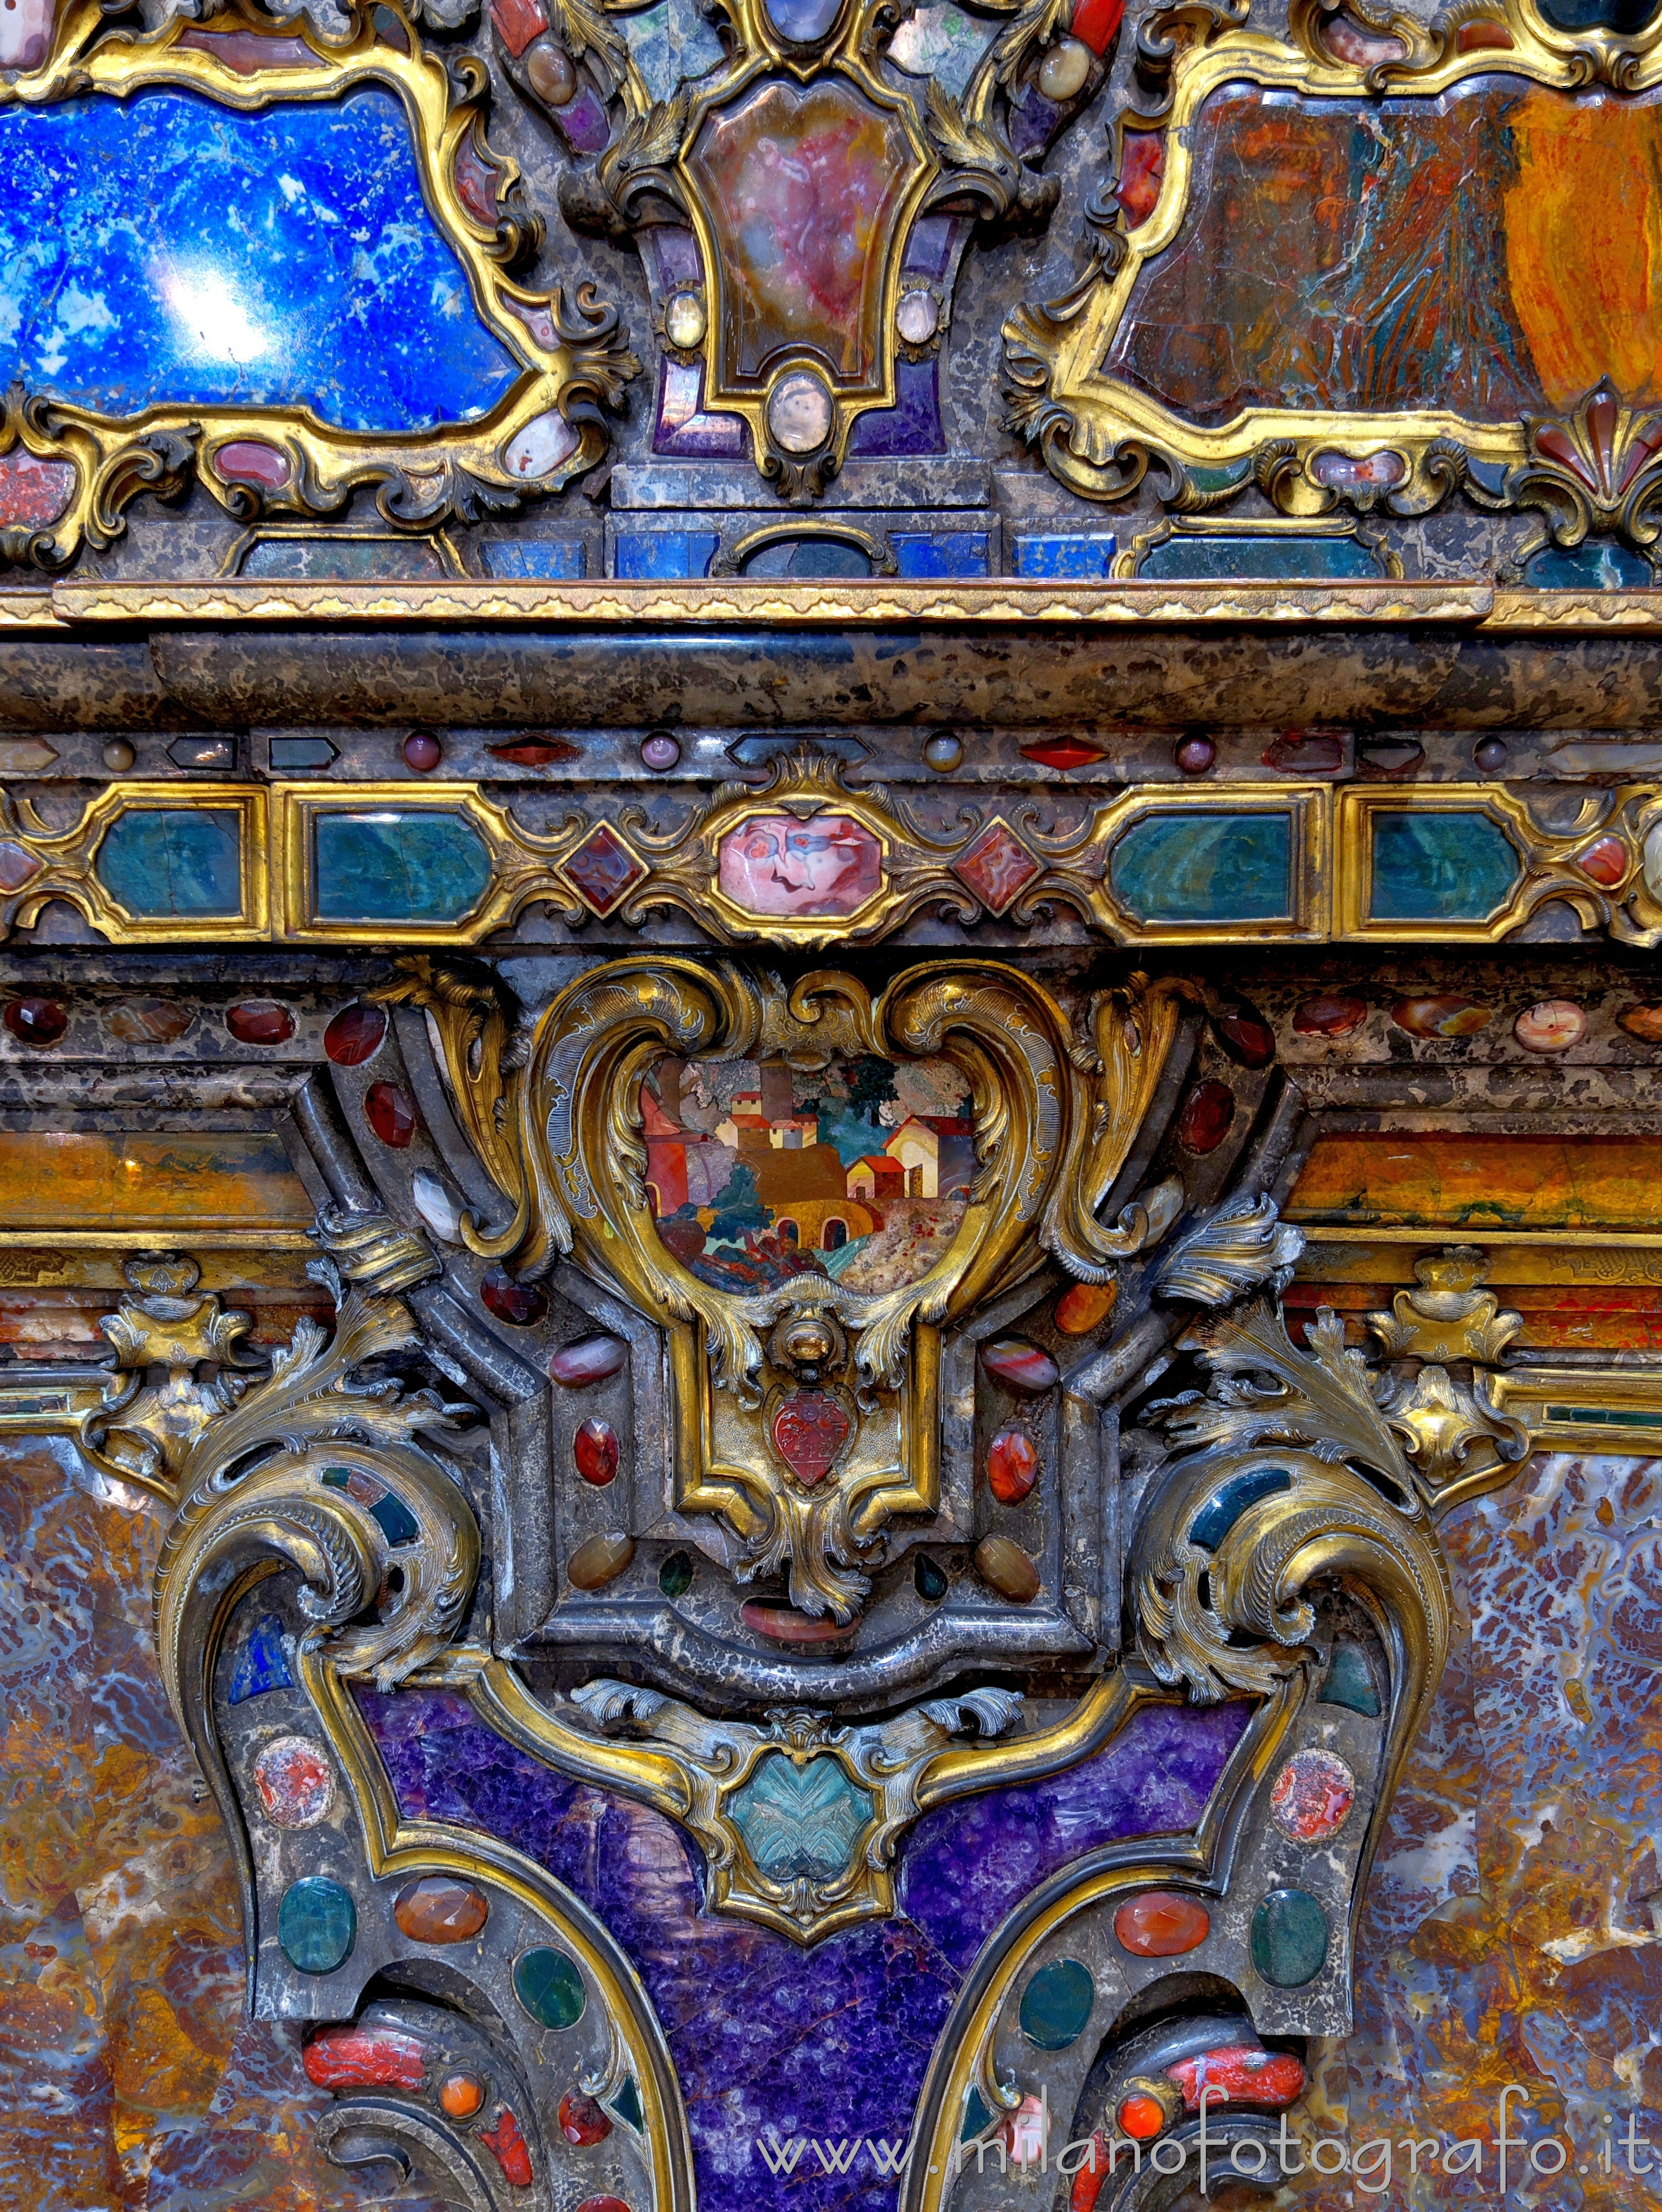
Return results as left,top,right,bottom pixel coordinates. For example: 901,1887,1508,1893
514,1945,587,2030
1189,1466,1293,1552
1250,1887,1330,1987
277,1876,357,1975
1320,1640,1382,1717
1368,812,1521,921
313,812,492,923
1019,1958,1095,2049
0,87,520,432
96,808,242,918
1110,812,1292,924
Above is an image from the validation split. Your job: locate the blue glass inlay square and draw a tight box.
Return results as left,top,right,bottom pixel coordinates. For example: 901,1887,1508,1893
1368,812,1522,921
96,808,243,917
1013,533,1119,579
312,812,492,923
1110,811,1294,923
891,531,991,578
483,538,587,579
0,87,520,432
615,531,719,579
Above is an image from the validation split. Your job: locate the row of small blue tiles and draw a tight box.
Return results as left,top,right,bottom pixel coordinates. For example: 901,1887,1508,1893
481,533,1122,582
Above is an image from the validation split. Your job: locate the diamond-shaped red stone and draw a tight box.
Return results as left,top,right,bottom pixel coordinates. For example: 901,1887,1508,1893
365,1080,416,1148
562,824,645,915
324,1003,387,1065
1177,1080,1234,1154
1020,737,1109,772
952,822,1042,913
0,841,41,894
574,1418,620,1485
1579,834,1628,886
1212,1012,1275,1068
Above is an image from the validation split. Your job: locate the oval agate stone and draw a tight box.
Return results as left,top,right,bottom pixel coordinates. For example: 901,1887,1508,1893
514,1945,587,2030
393,1875,490,1944
1114,1890,1211,1957
1249,1887,1330,1987
986,1428,1038,1505
981,1337,1059,1395
1018,1958,1095,2049
278,1876,357,1975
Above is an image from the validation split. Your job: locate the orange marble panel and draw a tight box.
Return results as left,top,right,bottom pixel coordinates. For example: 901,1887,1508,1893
1286,1133,1662,1232
0,1133,314,1237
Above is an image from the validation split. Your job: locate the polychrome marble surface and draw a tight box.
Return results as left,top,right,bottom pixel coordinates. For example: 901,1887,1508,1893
1110,81,1662,425
363,1689,1251,2212
0,87,520,430
1310,1452,1662,2206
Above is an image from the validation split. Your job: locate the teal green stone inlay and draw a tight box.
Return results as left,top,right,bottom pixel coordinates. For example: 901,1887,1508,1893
1319,1640,1382,1718
1250,1887,1330,1988
514,1945,587,2030
1526,539,1653,590
659,1549,694,1599
1546,1403,1662,1430
313,812,491,923
1189,1467,1292,1552
609,2075,645,2132
278,1876,357,1975
1110,812,1292,924
1139,532,1384,581
961,2086,993,2142
1019,1958,1095,2050
321,1467,355,1488
370,1493,421,1546
96,808,242,918
727,1752,875,1883
1368,812,1521,921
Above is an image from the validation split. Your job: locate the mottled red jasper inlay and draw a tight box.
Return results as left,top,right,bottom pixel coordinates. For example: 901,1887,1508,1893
981,1337,1059,1395
252,1736,334,1829
392,1875,490,1944
1166,2045,1307,2111
480,2106,535,2186
324,1002,387,1065
549,1332,627,1387
574,1418,620,1486
1269,1747,1356,1844
1177,1079,1234,1154
558,2091,612,2146
366,1081,416,1148
1055,1281,1116,1335
987,1428,1038,1505
1578,834,1629,886
1113,1890,1211,1957
304,2024,427,2092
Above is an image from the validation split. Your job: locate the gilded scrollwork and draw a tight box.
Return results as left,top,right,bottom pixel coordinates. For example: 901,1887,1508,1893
1366,1247,1530,1508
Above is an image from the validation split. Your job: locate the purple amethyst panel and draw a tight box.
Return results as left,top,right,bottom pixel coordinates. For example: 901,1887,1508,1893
848,357,943,457
361,1689,1250,2212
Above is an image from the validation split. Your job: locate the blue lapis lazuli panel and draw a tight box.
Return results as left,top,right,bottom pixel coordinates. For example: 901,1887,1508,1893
0,87,521,432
